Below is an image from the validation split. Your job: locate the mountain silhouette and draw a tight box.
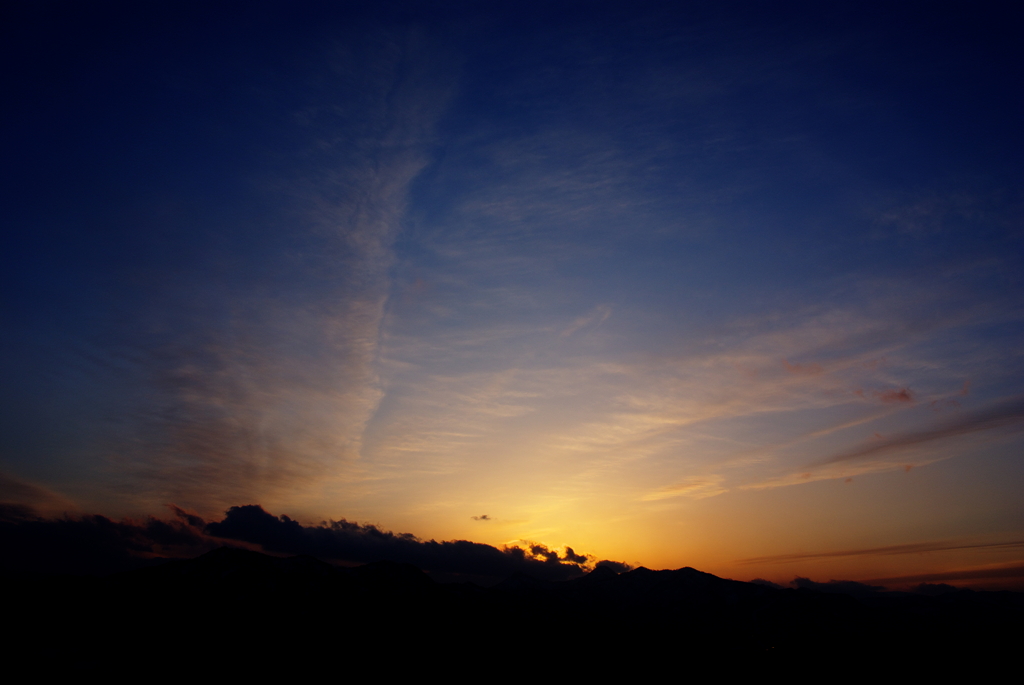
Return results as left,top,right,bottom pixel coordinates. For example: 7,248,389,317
8,547,1021,676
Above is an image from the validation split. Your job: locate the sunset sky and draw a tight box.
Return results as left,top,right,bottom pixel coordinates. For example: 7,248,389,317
3,1,1023,588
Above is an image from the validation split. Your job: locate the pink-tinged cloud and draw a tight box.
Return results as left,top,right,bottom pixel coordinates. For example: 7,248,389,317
0,472,77,516
733,362,758,379
930,398,960,411
876,387,913,403
782,359,823,375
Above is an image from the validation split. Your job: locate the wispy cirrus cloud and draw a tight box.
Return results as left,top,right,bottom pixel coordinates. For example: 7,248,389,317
369,278,1024,517
560,305,612,338
94,29,456,515
642,475,726,501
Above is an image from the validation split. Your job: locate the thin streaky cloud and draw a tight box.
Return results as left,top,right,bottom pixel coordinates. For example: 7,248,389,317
737,539,1024,565
0,471,78,515
812,396,1024,467
560,305,612,338
721,408,897,469
641,475,726,501
101,30,454,512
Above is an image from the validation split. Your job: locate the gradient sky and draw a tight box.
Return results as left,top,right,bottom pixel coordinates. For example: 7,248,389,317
3,1,1024,588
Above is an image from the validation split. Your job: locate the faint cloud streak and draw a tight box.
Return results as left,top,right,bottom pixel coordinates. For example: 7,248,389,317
560,304,612,338
737,538,1024,565
642,475,726,501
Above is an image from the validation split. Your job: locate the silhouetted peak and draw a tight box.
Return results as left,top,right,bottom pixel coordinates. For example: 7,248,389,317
915,583,961,597
494,572,553,592
584,565,618,579
128,546,347,589
352,560,434,587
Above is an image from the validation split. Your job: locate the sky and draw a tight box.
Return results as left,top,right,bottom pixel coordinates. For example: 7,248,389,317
3,1,1024,588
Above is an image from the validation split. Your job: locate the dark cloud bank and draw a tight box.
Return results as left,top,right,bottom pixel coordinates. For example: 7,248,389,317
0,503,624,583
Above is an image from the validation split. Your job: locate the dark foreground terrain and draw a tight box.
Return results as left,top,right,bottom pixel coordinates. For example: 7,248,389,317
8,547,1022,675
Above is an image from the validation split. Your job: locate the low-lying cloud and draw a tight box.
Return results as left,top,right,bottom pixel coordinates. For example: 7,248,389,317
1,503,627,583
206,505,597,581
0,503,215,577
